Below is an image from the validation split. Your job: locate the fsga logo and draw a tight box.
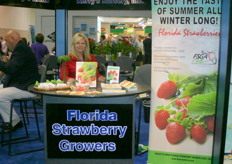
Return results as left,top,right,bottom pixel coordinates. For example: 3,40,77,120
192,50,217,65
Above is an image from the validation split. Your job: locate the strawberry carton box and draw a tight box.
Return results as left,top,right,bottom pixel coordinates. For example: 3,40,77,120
76,62,97,88
106,66,120,84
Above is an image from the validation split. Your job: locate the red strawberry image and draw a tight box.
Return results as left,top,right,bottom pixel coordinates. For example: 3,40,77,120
78,67,84,72
190,124,207,143
91,76,95,81
205,115,215,133
165,122,186,144
157,80,177,99
175,97,192,108
155,109,170,130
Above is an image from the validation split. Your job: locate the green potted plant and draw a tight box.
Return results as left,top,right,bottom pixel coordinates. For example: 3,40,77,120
57,55,71,82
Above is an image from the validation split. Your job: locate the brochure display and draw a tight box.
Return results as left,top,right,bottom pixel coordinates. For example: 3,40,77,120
76,62,97,88
148,1,221,164
106,66,120,84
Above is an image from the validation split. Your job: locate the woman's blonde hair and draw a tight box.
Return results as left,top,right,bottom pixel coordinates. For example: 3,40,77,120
70,33,91,61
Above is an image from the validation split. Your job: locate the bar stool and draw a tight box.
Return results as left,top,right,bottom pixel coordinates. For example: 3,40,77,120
1,97,44,156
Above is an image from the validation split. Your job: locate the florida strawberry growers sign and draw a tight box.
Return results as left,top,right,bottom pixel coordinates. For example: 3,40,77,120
46,104,133,159
148,0,221,163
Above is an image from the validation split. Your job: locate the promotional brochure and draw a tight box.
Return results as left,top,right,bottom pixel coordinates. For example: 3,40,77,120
76,62,97,88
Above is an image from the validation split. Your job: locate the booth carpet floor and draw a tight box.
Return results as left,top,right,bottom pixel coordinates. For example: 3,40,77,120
0,101,149,164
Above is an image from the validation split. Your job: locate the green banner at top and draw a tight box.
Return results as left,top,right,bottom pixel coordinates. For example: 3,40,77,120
0,0,151,10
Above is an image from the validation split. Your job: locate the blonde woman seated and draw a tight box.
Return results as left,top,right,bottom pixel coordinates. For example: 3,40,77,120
60,33,105,84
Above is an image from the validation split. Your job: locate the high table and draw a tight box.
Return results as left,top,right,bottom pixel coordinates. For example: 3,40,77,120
30,83,150,164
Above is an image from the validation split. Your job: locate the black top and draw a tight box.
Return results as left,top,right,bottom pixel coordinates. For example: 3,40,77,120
143,37,152,64
0,40,39,90
143,37,152,56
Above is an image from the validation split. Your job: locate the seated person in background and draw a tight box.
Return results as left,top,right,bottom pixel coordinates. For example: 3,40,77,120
31,33,49,66
60,33,105,84
0,30,39,133
50,45,56,56
0,54,9,85
0,70,6,85
0,36,8,56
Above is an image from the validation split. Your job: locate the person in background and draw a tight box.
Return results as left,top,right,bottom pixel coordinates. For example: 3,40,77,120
136,35,144,66
0,39,4,56
106,33,116,44
60,33,105,84
0,30,39,133
21,37,30,46
31,33,49,65
0,56,7,85
0,48,11,85
129,35,139,49
137,35,144,54
99,34,107,45
143,33,152,64
50,45,56,56
0,36,8,56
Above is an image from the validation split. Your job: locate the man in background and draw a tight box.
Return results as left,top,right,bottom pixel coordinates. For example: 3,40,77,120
143,33,152,64
0,30,39,133
31,33,49,66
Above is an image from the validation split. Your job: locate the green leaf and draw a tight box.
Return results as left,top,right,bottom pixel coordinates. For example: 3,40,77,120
187,92,216,117
167,118,175,123
201,73,218,94
108,74,113,80
34,81,40,87
168,73,189,84
57,56,71,63
181,79,204,97
175,111,183,120
182,118,190,128
168,110,176,115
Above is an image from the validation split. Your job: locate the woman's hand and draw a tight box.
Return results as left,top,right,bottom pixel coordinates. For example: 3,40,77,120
2,56,9,62
98,76,106,82
67,78,75,85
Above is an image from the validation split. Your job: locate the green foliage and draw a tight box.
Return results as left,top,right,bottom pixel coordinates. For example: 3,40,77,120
167,72,217,117
187,92,216,117
57,55,71,64
93,39,138,56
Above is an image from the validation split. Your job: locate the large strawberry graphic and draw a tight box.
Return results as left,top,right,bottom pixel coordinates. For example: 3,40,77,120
155,109,170,130
165,121,186,144
190,124,207,143
157,80,177,99
175,97,192,109
205,115,215,133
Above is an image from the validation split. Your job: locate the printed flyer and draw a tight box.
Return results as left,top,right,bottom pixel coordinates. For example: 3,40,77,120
76,62,97,88
148,1,221,164
106,66,120,84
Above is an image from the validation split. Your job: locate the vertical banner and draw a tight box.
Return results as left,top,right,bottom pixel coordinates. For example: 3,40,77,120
29,25,36,44
225,88,232,160
148,1,221,164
